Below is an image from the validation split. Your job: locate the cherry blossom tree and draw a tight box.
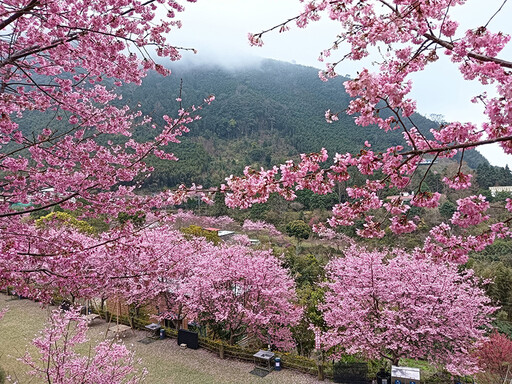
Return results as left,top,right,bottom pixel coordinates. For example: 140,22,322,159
218,0,512,263
321,246,496,375
312,223,354,251
0,0,216,293
181,243,301,349
229,233,252,246
21,308,146,384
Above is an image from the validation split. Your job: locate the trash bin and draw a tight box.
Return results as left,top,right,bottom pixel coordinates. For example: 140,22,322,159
377,368,390,384
177,329,199,349
160,329,165,339
275,357,281,371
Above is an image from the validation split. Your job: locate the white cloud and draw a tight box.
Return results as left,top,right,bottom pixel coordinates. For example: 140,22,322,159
169,0,512,167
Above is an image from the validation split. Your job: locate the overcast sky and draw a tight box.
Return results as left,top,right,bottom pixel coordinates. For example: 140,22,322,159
169,0,512,168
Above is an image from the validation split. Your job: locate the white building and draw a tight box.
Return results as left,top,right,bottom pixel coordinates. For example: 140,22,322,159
489,186,512,197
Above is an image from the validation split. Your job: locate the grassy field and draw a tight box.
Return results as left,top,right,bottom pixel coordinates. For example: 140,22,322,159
0,294,326,383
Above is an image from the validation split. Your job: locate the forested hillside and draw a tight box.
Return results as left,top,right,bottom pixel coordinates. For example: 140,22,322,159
14,59,488,189
121,59,488,189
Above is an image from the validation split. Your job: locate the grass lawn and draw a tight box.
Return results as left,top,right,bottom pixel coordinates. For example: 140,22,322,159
0,294,326,383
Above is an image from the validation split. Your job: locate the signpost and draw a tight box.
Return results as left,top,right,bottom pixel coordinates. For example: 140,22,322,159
391,366,421,384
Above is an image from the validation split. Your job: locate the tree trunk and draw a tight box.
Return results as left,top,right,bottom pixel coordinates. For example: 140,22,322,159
317,364,324,381
315,350,325,381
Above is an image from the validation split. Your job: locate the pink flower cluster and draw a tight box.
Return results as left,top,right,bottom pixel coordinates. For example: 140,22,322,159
451,195,490,228
242,219,282,237
411,192,441,208
389,215,417,234
443,172,473,190
421,223,495,264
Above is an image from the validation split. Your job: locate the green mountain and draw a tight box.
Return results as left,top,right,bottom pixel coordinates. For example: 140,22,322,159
13,59,488,189
123,59,487,189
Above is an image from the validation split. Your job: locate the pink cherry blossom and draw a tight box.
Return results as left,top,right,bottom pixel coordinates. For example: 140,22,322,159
180,244,301,349
322,246,496,376
22,308,146,383
242,219,282,237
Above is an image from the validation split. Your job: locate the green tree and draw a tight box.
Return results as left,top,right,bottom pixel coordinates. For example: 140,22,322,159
494,191,511,202
249,202,269,221
285,253,323,288
285,220,311,243
35,212,96,235
490,265,512,320
117,211,146,228
425,171,443,193
439,201,456,219
180,225,221,244
473,261,512,321
284,250,326,357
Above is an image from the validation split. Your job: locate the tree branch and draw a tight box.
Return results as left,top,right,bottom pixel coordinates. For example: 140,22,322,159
0,0,39,31
402,134,512,157
0,192,79,218
424,33,512,69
